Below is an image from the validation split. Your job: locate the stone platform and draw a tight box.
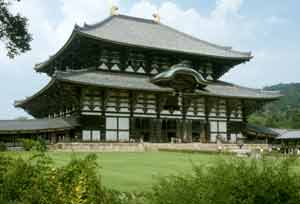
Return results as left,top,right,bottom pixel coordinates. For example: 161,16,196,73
48,142,269,153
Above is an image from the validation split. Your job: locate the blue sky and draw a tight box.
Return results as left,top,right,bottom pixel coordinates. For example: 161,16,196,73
0,0,299,119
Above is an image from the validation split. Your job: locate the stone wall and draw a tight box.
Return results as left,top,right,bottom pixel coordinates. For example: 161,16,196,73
49,142,269,153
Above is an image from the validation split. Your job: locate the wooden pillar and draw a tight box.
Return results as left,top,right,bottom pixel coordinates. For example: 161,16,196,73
101,89,107,141
50,132,56,144
166,118,169,142
152,118,162,143
158,119,163,142
13,134,16,146
155,94,163,142
181,95,189,143
241,99,247,123
130,118,135,141
225,99,233,143
200,125,206,143
64,131,71,142
187,119,193,142
176,119,181,141
160,119,166,142
204,97,210,143
181,119,186,142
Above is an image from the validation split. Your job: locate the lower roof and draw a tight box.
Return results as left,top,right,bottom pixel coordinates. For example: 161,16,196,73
0,118,78,134
15,70,281,111
276,130,300,140
56,70,281,99
244,123,279,137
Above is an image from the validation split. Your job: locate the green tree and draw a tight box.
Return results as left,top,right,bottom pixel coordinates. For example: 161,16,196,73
290,109,300,129
265,115,278,128
0,0,32,58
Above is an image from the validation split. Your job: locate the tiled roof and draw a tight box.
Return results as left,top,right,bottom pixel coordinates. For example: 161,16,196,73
0,118,78,133
35,15,252,72
276,131,300,140
200,81,281,99
56,70,172,92
55,70,281,99
15,70,281,109
78,15,251,59
245,123,279,137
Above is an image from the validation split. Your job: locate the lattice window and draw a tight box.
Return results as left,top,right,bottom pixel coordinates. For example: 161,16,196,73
106,117,129,141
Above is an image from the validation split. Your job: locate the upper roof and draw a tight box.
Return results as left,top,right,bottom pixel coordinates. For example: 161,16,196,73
35,14,252,71
0,118,78,134
78,15,251,59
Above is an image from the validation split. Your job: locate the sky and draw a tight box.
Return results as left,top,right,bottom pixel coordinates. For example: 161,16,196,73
0,0,299,119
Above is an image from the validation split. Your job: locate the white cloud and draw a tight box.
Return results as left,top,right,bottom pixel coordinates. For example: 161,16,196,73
55,0,120,46
213,0,243,18
127,0,251,48
6,0,120,61
129,0,157,19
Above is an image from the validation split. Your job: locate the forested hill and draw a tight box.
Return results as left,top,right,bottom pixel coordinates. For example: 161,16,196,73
249,83,300,129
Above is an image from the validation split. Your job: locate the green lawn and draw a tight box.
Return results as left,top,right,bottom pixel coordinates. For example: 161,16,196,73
2,151,229,192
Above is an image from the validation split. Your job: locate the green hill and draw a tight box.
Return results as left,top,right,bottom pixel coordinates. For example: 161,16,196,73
249,83,300,129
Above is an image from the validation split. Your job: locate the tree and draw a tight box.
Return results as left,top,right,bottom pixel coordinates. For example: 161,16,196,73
290,108,300,129
0,0,32,58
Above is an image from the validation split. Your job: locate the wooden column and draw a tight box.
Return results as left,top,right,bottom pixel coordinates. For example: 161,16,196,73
204,97,211,143
130,118,136,141
187,119,193,142
155,94,162,142
225,99,233,142
181,95,189,143
101,89,107,141
241,99,247,123
152,118,162,142
176,119,182,141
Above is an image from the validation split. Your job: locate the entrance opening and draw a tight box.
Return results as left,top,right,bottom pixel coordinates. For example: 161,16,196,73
132,118,151,142
192,120,205,142
162,119,177,142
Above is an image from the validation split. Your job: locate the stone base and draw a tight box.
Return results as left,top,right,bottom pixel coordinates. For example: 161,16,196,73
48,142,269,153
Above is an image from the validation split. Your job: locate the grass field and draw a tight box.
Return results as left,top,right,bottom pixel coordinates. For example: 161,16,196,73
1,151,229,192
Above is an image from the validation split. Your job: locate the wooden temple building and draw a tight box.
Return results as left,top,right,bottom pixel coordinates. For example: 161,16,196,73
0,13,281,144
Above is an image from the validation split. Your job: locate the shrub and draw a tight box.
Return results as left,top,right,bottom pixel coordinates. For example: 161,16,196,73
33,138,47,152
19,138,47,152
19,138,36,151
149,158,300,204
0,142,7,152
0,153,143,204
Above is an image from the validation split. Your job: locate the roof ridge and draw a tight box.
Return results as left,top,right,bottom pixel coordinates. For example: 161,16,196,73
78,14,157,31
77,15,114,31
116,14,157,24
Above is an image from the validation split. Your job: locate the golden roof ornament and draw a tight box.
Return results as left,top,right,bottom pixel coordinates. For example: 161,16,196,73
153,13,160,23
110,5,119,16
